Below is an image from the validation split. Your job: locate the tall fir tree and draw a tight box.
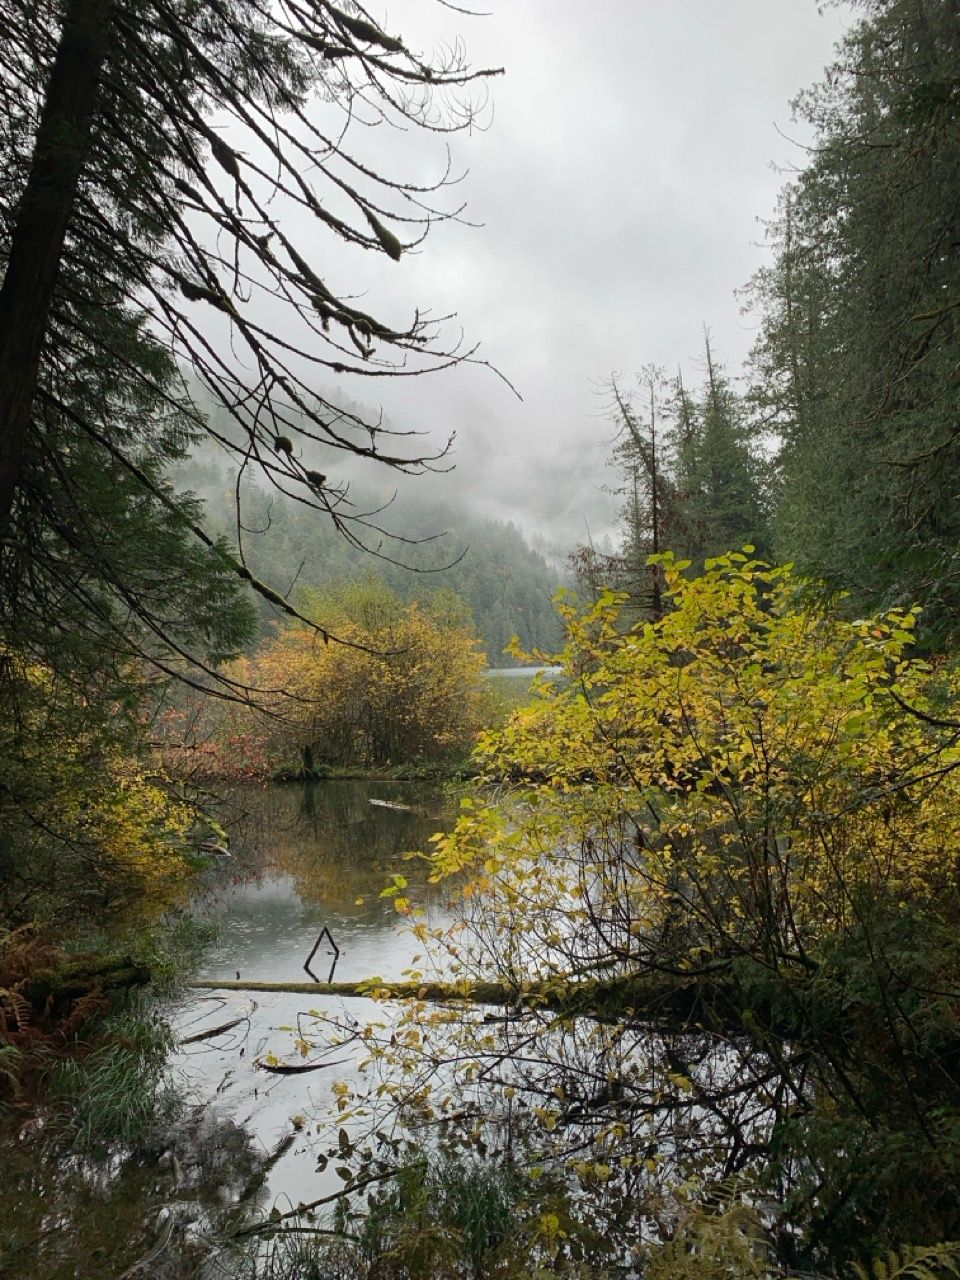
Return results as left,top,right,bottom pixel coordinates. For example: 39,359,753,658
749,0,960,638
682,332,770,561
584,346,769,614
607,368,681,615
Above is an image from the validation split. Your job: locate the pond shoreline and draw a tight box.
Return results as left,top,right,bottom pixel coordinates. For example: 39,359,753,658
1,778,459,1279
271,760,479,784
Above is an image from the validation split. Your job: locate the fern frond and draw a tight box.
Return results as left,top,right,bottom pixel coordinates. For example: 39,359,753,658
0,1040,24,1093
0,985,32,1030
853,1242,960,1280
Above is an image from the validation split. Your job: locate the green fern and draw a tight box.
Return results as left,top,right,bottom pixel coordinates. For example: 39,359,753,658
853,1243,960,1280
0,1039,23,1095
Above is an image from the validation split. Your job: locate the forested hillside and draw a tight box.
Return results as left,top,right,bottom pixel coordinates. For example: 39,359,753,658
175,448,565,664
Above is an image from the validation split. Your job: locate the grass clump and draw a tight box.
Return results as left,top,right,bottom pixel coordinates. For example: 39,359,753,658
43,992,180,1151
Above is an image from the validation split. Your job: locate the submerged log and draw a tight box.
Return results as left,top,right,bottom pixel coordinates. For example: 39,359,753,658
188,977,517,1002
368,798,418,813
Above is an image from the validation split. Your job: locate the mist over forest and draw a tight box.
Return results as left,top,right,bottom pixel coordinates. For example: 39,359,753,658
172,407,568,664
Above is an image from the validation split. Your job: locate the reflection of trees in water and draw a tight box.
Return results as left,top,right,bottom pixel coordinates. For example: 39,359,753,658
310,997,789,1264
224,781,455,915
0,1108,270,1280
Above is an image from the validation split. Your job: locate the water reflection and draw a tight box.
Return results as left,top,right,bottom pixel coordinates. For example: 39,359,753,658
0,781,457,1278
199,780,455,983
169,780,458,1213
0,1108,268,1280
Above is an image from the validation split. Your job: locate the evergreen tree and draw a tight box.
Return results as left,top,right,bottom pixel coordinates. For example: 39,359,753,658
605,368,682,615
683,333,769,560
595,345,769,614
0,1,499,683
749,0,960,637
664,369,702,528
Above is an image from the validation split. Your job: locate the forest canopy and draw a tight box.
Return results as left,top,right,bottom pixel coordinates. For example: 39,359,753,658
752,0,960,637
586,0,960,651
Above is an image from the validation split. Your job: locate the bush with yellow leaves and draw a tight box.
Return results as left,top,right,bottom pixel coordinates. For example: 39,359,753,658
0,651,195,926
380,552,960,1269
206,577,493,776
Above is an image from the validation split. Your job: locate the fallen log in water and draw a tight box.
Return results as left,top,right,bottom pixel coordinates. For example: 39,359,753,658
185,974,719,1027
188,977,516,1003
179,1011,254,1046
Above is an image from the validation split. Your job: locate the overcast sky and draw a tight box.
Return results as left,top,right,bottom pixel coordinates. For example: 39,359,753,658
235,2,854,553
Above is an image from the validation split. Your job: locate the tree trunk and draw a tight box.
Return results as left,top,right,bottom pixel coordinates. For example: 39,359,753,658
25,954,151,1022
187,973,719,1027
0,0,115,532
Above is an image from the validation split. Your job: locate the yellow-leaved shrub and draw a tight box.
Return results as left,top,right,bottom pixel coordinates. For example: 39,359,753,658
431,551,960,971
0,652,195,923
198,580,492,775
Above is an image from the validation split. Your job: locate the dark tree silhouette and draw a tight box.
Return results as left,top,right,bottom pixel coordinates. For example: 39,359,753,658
0,0,500,675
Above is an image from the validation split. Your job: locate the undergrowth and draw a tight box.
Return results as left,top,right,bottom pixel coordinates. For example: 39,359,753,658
43,992,180,1151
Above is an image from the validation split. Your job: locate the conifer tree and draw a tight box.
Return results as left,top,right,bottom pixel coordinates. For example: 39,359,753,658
749,0,960,636
607,368,681,615
0,1,498,683
685,332,769,560
598,344,769,614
